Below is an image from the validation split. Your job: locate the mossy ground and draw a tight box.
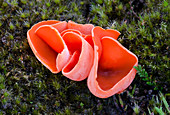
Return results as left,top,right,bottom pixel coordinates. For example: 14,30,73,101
0,0,169,114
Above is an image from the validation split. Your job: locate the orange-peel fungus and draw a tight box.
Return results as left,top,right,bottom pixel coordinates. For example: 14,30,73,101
27,20,138,98
87,27,138,98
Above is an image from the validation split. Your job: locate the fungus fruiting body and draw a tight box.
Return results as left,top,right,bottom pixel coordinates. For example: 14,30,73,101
87,27,138,98
27,20,138,98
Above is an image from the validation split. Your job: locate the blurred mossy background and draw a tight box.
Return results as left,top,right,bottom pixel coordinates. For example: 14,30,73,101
0,0,169,114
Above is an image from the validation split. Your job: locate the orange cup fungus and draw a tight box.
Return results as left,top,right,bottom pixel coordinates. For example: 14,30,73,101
27,20,138,98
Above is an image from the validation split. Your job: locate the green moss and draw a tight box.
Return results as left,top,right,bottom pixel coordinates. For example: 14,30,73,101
0,0,169,114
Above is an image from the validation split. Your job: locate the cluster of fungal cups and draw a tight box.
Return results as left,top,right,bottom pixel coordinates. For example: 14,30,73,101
27,20,138,98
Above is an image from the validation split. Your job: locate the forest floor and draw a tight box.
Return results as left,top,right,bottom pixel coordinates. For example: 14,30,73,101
0,0,169,114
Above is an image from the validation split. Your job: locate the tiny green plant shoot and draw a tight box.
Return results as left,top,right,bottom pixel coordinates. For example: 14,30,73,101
134,65,158,90
148,92,170,114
